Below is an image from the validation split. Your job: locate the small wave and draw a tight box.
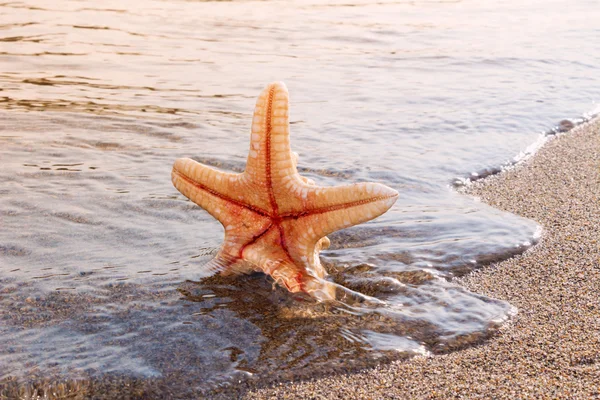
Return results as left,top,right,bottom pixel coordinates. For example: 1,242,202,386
452,109,600,188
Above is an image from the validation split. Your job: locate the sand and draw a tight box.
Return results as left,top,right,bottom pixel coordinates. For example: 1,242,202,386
242,118,600,399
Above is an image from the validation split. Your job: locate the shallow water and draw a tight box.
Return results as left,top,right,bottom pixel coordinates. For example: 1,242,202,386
1,0,599,394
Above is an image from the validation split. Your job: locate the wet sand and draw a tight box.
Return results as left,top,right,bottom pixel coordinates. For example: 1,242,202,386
243,119,600,399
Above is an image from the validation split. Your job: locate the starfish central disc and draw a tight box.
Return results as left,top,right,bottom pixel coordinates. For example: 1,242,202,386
172,82,398,300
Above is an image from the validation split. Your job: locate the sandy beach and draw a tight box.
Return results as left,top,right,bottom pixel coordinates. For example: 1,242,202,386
239,118,600,399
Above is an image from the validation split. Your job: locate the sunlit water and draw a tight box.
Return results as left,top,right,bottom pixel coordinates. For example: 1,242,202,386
1,0,599,395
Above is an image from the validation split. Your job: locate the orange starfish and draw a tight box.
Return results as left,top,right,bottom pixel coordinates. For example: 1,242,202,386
172,82,398,300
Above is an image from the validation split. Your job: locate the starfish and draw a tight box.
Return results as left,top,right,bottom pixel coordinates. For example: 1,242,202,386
172,82,398,300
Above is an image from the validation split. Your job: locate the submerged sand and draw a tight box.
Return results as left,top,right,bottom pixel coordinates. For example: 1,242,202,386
243,118,600,399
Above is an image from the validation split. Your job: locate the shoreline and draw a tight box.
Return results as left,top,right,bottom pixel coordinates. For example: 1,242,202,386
242,118,600,399
453,114,598,187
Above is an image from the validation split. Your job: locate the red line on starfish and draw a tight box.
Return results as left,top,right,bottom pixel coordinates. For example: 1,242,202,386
264,85,279,216
172,169,270,217
262,86,294,263
238,222,274,258
276,223,294,262
280,194,398,220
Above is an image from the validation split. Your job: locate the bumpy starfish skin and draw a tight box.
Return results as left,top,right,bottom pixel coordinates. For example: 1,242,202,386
172,82,398,299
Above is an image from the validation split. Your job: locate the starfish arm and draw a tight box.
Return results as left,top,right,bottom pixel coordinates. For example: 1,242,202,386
243,82,298,210
172,157,269,225
284,182,399,241
242,229,335,299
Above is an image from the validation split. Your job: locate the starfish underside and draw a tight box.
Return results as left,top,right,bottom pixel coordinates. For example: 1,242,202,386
172,82,398,300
